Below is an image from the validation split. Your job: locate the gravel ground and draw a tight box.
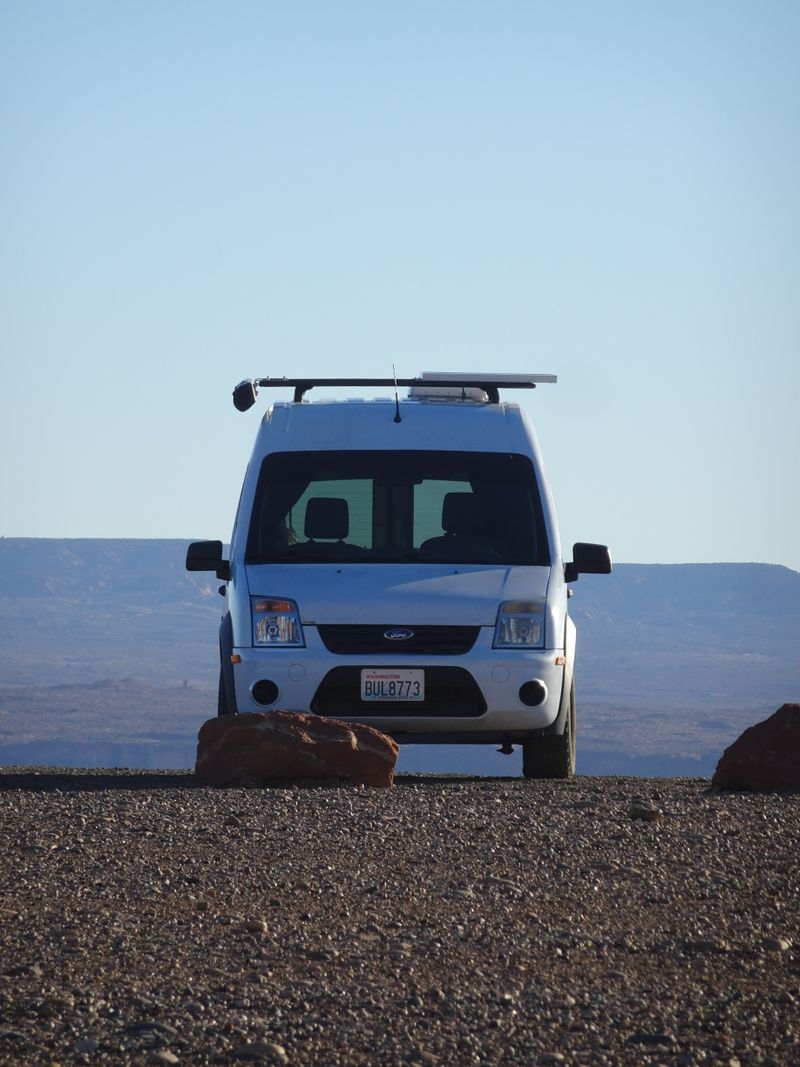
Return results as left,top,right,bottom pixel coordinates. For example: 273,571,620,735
0,769,798,1067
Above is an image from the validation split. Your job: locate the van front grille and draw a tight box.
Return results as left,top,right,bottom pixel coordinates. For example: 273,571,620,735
310,666,487,718
316,625,480,655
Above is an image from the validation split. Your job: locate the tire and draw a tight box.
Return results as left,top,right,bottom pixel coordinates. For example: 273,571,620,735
217,669,231,716
217,665,239,716
521,681,576,779
217,614,238,716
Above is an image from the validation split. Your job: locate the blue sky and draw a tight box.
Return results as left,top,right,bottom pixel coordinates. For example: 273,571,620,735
2,1,799,569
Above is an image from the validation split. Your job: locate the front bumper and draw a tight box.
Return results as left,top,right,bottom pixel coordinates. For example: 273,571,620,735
231,625,566,737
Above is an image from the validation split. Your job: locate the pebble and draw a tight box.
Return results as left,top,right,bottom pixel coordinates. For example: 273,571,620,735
629,799,662,822
232,1041,288,1063
126,1021,180,1039
684,938,730,954
761,936,791,952
627,1030,676,1046
242,917,269,934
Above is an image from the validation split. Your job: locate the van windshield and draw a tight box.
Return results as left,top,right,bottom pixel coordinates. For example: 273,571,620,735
246,450,549,566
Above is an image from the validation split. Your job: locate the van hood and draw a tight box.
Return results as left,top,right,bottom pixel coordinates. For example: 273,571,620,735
244,563,551,626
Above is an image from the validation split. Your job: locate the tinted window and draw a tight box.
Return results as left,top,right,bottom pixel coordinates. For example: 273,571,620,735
246,451,549,565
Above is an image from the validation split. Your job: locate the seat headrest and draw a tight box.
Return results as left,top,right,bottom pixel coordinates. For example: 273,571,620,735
441,492,483,536
304,497,349,540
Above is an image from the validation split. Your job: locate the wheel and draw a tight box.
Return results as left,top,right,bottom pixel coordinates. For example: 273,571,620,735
217,614,238,716
217,669,229,715
522,681,576,779
217,667,239,716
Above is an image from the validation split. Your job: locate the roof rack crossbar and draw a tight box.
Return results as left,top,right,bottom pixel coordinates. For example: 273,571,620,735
232,374,556,410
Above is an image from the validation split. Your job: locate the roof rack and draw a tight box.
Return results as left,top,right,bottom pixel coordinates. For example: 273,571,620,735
232,373,557,411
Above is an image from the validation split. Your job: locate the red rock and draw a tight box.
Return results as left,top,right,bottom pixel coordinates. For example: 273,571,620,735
711,703,800,791
195,710,398,788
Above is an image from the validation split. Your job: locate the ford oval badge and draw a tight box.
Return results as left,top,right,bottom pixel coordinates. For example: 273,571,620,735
384,627,414,641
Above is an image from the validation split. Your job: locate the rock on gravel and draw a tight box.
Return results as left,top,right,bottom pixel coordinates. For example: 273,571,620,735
0,768,798,1066
712,702,800,791
195,711,398,788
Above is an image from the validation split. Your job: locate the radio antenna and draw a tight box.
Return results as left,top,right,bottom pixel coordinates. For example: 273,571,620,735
392,363,402,423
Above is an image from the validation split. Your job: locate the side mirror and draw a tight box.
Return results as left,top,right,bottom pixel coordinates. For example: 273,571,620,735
565,542,612,583
186,540,231,581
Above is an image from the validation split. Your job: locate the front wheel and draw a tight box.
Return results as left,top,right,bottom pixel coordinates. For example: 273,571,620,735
217,668,239,716
217,614,238,716
521,681,576,779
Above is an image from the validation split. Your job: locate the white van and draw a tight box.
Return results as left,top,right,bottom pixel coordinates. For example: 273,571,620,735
187,373,610,778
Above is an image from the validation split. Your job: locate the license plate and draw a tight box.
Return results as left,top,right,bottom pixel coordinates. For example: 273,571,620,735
360,669,425,702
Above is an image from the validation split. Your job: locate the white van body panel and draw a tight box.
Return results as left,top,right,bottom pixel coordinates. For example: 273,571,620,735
231,558,568,732
244,563,552,627
230,643,566,733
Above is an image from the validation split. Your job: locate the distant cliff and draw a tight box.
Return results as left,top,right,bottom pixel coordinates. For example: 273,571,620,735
1,539,798,775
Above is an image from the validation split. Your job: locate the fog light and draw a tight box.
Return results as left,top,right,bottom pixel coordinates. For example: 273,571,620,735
519,680,547,707
253,680,279,706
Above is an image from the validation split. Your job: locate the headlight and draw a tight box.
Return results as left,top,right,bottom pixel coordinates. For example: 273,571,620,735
493,600,545,648
251,597,305,647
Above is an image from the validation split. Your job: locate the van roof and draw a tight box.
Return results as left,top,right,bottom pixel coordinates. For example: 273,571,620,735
256,394,540,456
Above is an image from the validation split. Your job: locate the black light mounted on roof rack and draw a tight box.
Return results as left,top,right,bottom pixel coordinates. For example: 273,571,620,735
233,379,259,411
231,374,557,411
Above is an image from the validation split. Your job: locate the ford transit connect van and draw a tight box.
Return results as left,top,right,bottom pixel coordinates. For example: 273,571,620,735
186,373,611,778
